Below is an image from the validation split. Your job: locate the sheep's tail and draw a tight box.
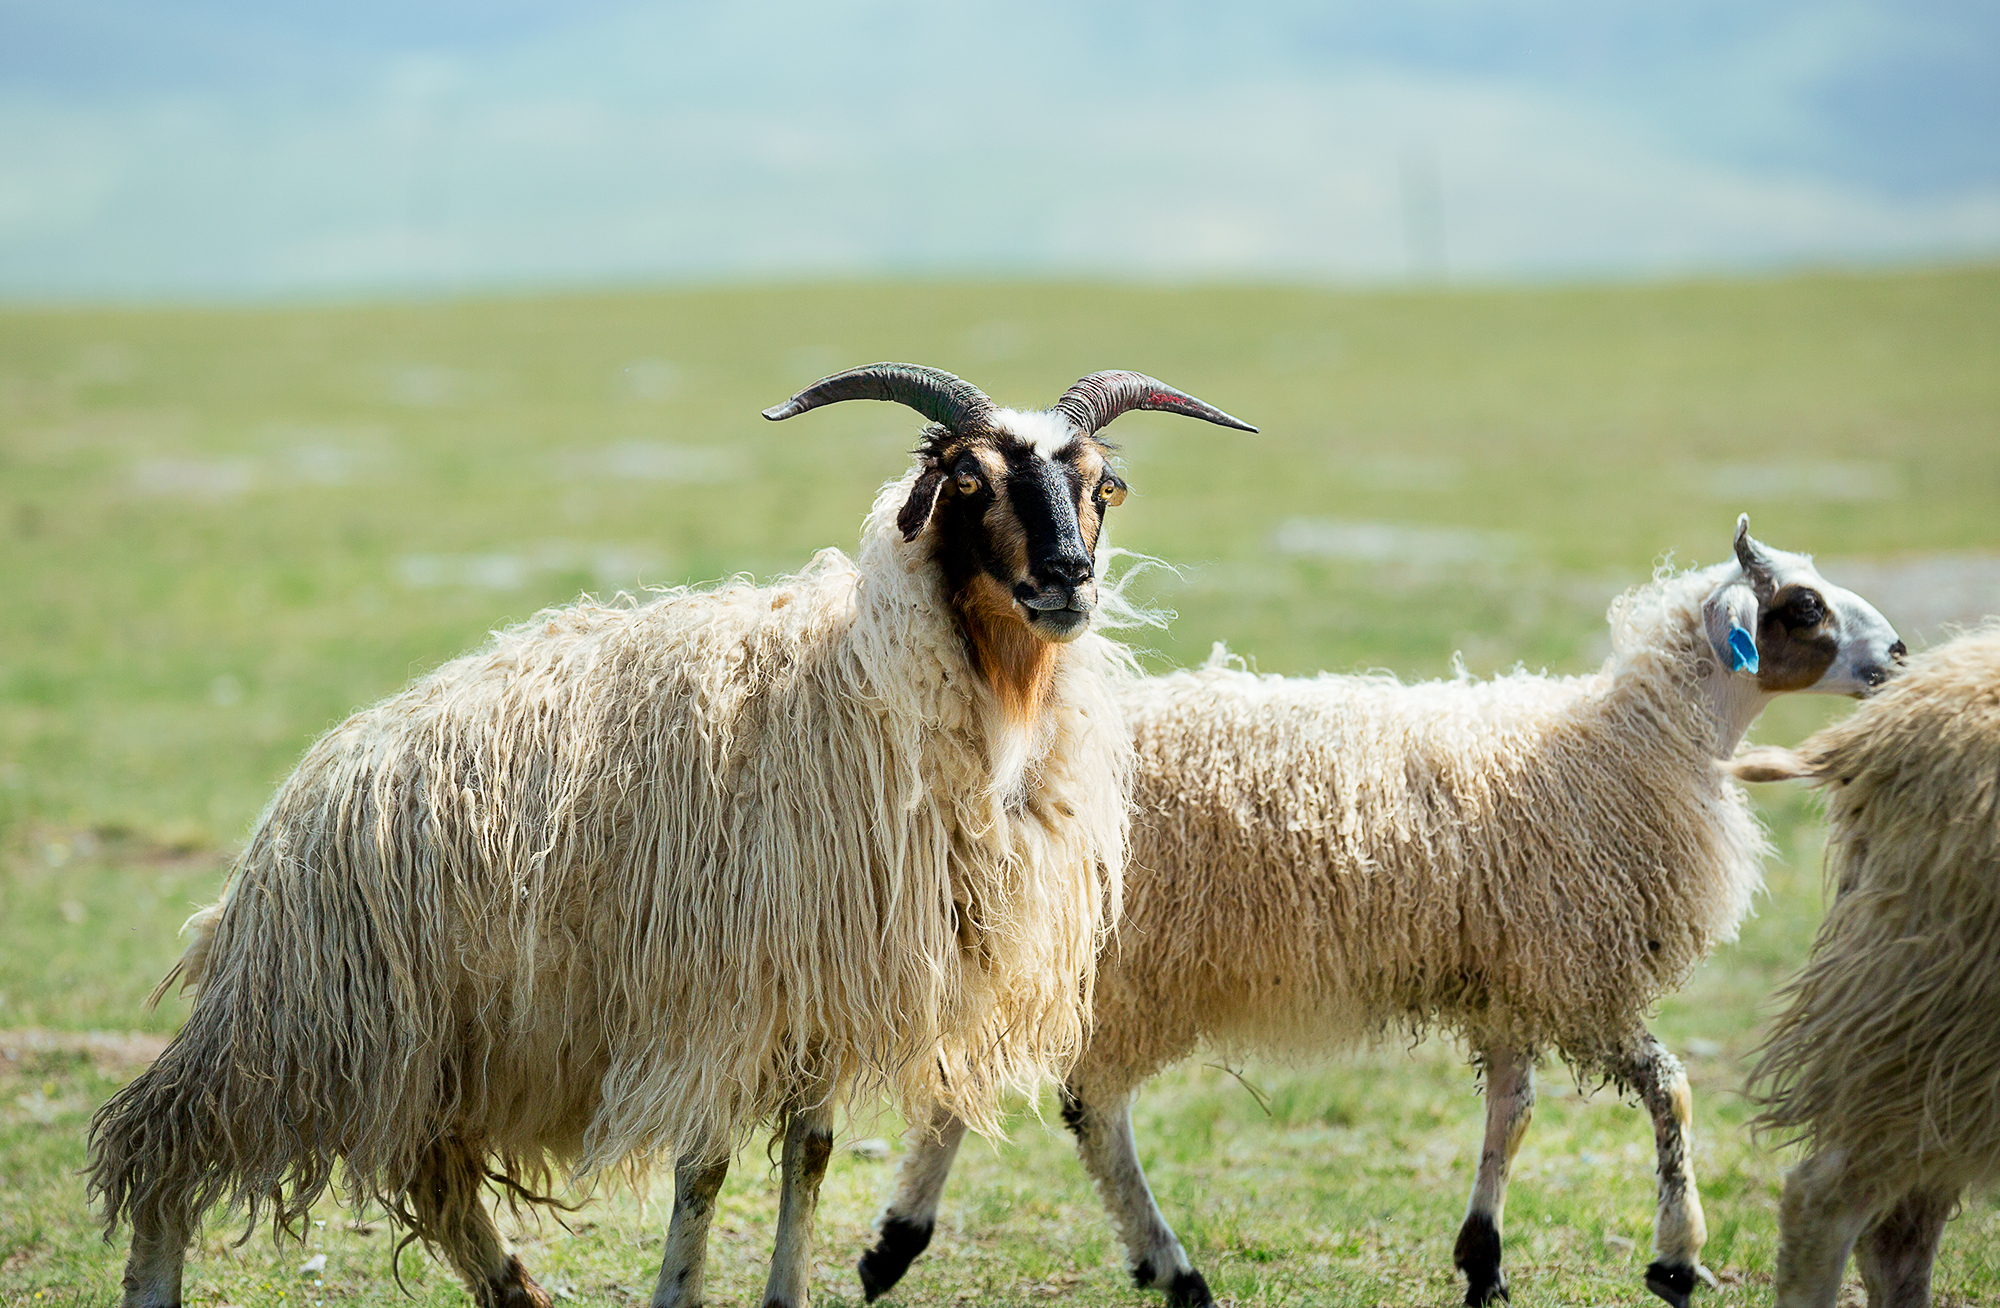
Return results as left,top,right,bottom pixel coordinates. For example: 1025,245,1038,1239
1721,745,1819,785
89,898,350,1245
144,902,225,1010
94,900,239,1240
86,994,290,1246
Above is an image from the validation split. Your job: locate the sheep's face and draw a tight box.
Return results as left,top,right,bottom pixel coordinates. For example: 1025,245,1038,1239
900,411,1123,646
1704,514,1905,698
761,362,1251,719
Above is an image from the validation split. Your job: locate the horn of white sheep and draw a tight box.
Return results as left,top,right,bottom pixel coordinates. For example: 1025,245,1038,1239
1052,370,1258,436
762,362,995,431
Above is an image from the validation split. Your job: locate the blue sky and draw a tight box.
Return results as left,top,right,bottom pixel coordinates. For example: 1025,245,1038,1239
2,0,1995,297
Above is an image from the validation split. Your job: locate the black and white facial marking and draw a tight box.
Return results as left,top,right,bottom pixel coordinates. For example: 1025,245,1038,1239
763,362,1252,717
1704,513,1905,699
905,410,1123,646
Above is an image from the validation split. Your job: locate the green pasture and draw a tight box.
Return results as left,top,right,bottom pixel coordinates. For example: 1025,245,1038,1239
3,267,1998,1305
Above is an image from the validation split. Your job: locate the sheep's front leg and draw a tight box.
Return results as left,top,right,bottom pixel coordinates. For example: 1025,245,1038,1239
1773,1148,1872,1308
762,1101,836,1308
652,1153,731,1308
1855,1184,1954,1308
121,1203,193,1308
857,1103,968,1301
1453,1045,1534,1306
1611,1029,1714,1308
1061,1081,1212,1307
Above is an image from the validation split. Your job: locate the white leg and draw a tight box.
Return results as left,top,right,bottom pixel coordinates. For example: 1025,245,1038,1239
762,1101,836,1308
857,1103,968,1301
652,1154,731,1308
1062,1082,1211,1307
121,1209,191,1308
1855,1185,1954,1308
1775,1148,1873,1308
1453,1045,1535,1306
1612,1029,1714,1308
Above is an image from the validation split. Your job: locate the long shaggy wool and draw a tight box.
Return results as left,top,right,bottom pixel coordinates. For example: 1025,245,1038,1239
88,475,1133,1242
1747,623,2000,1195
1087,562,1769,1085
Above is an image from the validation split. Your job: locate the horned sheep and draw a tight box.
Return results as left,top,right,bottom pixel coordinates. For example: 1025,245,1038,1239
86,363,1254,1308
859,516,1904,1308
1729,622,2000,1308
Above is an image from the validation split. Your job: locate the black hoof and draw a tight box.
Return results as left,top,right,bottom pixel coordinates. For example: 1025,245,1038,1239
1644,1260,1698,1308
1162,1267,1214,1308
857,1216,933,1302
1133,1259,1214,1306
1453,1214,1508,1305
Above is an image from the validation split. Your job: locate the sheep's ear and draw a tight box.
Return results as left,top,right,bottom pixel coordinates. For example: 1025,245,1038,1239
1703,575,1762,675
1723,746,1815,784
897,464,947,542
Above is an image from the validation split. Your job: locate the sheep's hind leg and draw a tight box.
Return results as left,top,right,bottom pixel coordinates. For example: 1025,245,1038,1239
857,1102,968,1301
405,1138,553,1308
762,1099,836,1308
1452,1044,1534,1306
121,1202,194,1308
1855,1184,1955,1308
1611,1029,1716,1308
1061,1080,1212,1307
1773,1148,1871,1308
652,1153,731,1308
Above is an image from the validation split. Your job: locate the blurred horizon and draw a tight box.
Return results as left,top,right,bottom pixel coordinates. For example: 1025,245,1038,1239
3,0,1998,301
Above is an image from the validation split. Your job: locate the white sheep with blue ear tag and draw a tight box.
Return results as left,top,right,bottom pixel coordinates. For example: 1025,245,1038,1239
861,513,1907,1308
1702,514,1907,755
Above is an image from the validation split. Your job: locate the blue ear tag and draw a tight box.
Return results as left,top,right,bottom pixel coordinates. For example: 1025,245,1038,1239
1728,625,1759,674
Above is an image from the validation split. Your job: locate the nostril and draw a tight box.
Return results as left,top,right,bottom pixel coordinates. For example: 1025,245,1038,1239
1890,640,1908,662
1040,556,1092,587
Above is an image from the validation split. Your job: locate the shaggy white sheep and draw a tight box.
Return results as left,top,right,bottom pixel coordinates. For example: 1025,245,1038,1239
87,363,1255,1308
858,516,1904,1308
1728,623,2000,1308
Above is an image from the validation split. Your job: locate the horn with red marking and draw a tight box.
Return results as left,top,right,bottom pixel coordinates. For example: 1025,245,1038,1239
1052,370,1257,437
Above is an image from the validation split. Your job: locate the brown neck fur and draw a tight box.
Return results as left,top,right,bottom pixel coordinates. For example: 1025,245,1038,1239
955,578,1063,728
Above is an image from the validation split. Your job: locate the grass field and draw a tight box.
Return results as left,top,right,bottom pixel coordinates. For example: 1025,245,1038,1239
3,267,1999,1306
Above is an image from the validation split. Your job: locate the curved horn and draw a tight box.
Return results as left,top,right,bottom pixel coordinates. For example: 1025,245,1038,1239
1052,370,1257,437
1734,512,1778,598
762,362,995,431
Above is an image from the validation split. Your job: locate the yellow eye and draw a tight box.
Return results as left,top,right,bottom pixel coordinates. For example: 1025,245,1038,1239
1098,480,1127,507
953,472,981,496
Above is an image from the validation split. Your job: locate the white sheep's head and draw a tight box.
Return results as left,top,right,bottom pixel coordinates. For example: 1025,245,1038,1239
1703,513,1905,698
764,362,1254,645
